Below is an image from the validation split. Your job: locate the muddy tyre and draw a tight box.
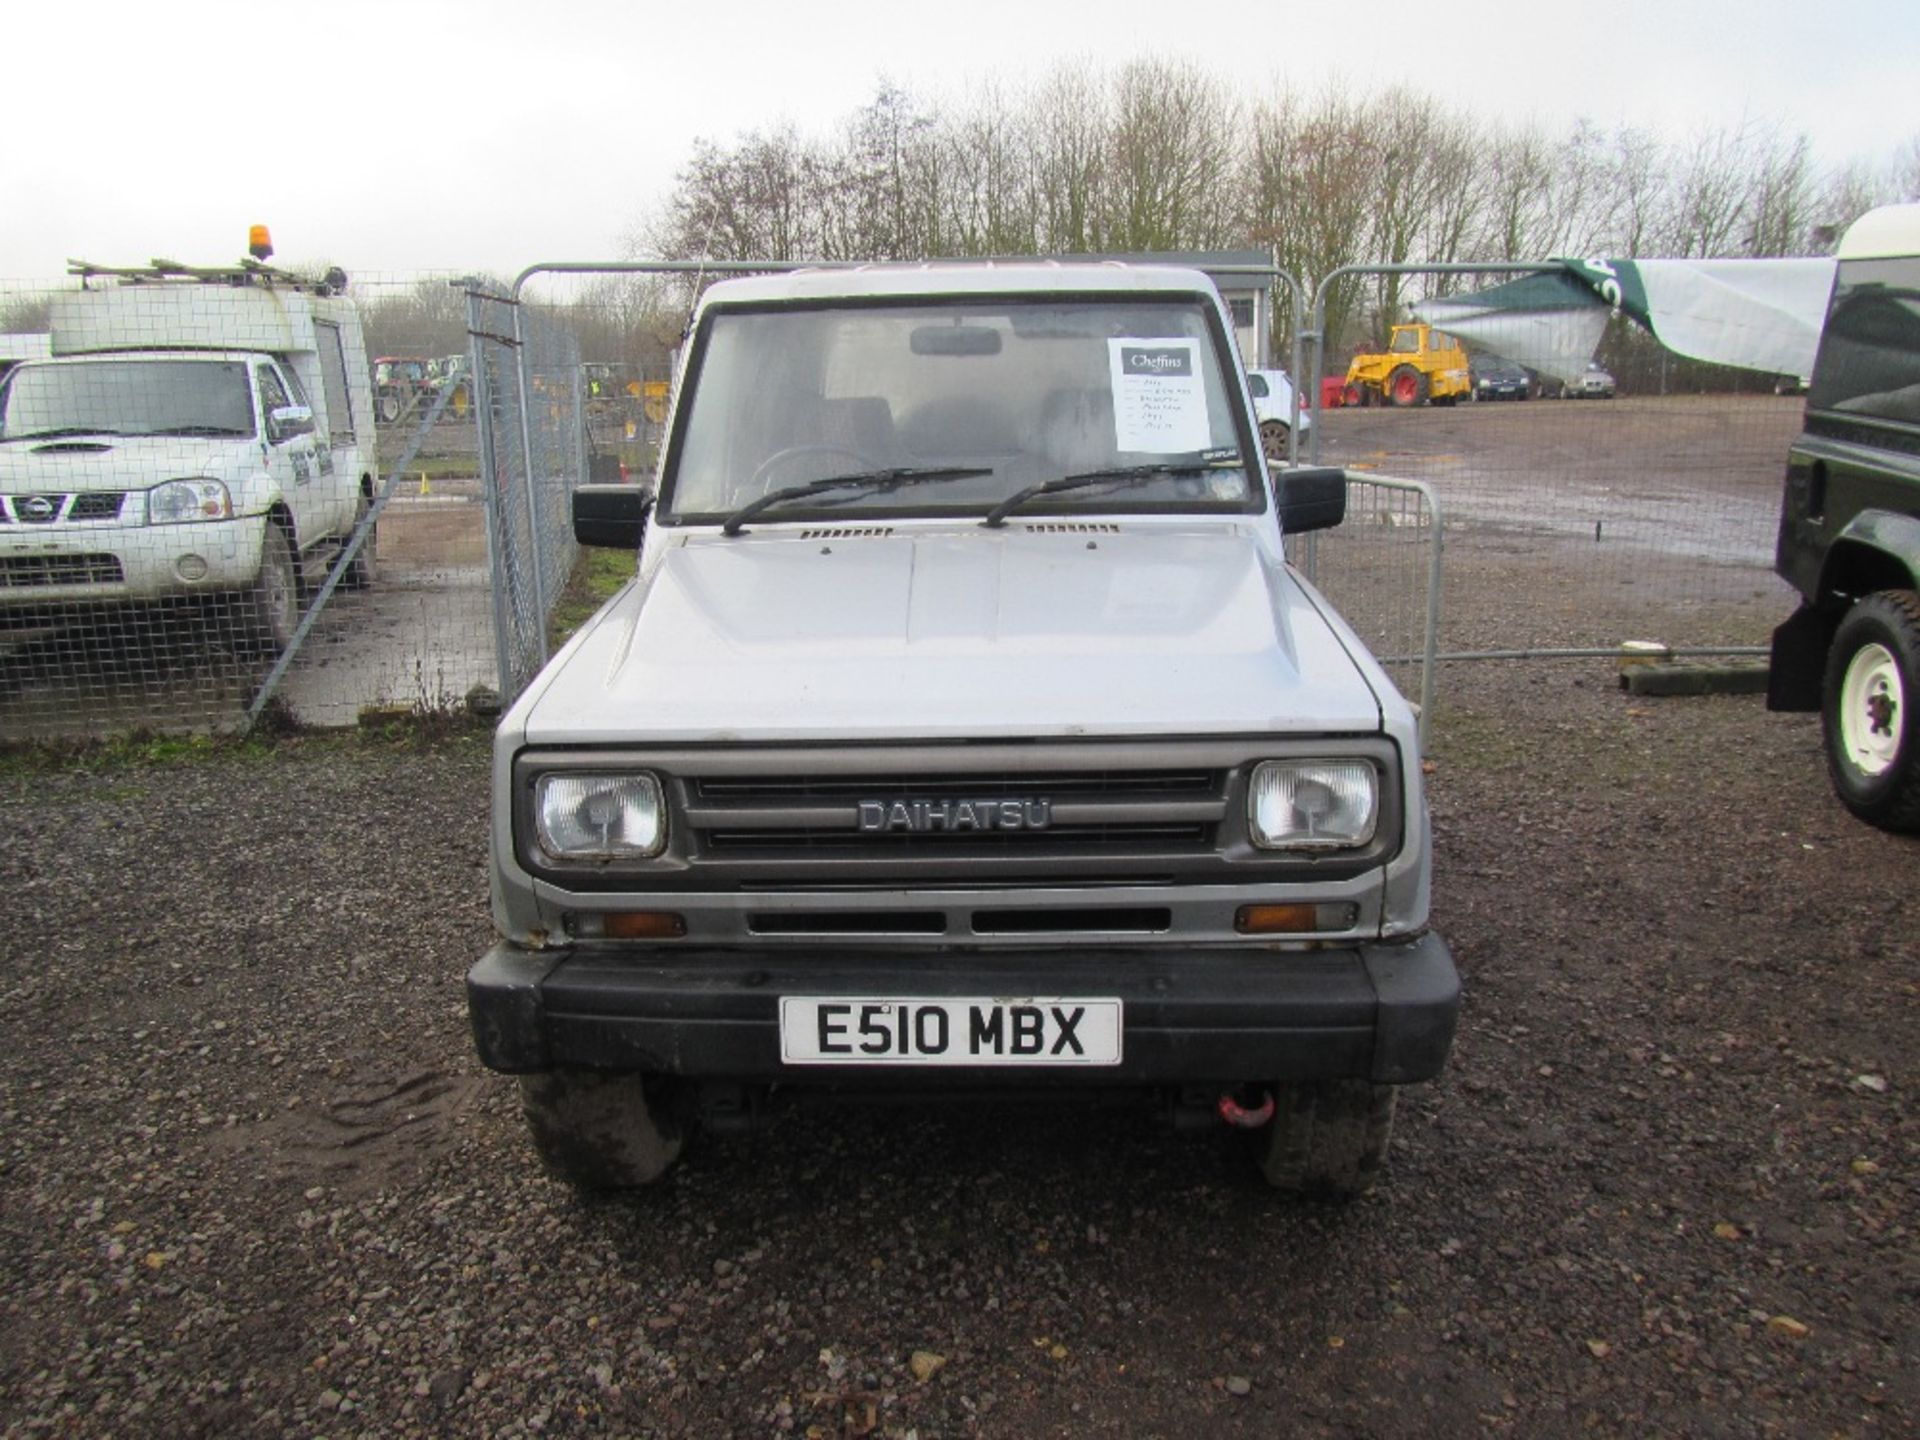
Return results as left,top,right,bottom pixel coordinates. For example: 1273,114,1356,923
1258,1079,1396,1197
342,491,377,591
518,1069,686,1189
244,522,299,657
1822,590,1920,833
1387,365,1429,408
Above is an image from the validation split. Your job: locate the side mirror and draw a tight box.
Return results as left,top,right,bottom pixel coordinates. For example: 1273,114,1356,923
573,483,652,549
268,404,315,443
1274,466,1346,534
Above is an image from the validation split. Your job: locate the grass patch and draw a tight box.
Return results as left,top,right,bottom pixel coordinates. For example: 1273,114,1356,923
548,546,639,649
0,712,490,778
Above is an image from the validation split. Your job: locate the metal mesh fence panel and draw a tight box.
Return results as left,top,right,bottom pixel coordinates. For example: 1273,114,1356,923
1305,266,1798,668
1288,474,1440,742
0,268,517,740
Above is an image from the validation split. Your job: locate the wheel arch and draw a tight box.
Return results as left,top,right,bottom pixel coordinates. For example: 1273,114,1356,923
1818,521,1920,608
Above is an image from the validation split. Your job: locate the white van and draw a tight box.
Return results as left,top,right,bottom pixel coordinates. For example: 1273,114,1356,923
0,269,378,652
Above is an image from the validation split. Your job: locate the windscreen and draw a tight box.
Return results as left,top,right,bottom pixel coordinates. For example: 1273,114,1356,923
1811,258,1920,425
0,360,254,439
663,296,1258,523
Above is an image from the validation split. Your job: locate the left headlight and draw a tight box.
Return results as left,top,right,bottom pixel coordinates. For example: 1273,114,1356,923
534,772,666,859
1248,760,1378,850
147,478,232,525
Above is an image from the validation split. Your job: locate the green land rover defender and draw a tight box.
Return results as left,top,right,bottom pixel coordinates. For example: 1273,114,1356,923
1768,202,1920,832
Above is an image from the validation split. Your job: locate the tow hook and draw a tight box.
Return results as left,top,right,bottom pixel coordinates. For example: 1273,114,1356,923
1216,1089,1275,1129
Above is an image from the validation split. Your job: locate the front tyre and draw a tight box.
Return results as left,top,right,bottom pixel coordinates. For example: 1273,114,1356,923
1258,1079,1396,1197
1822,590,1920,832
342,491,377,591
518,1069,686,1189
243,522,299,656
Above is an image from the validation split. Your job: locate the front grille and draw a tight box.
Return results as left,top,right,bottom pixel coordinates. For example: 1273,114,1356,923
1,492,128,523
516,739,1403,891
70,493,127,520
0,553,124,588
688,768,1224,859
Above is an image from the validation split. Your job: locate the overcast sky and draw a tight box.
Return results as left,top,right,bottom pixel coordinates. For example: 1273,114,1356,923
3,0,1913,283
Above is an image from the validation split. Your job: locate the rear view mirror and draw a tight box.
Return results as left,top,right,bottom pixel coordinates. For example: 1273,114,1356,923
573,483,653,549
910,324,1002,357
1274,466,1347,534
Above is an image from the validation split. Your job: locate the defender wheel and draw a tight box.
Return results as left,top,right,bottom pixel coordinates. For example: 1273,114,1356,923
1258,1080,1396,1197
1259,419,1290,463
1822,590,1920,833
1387,365,1428,408
244,523,299,657
518,1069,686,1189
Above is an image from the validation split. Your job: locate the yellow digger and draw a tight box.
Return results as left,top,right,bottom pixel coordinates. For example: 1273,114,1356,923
1342,324,1471,408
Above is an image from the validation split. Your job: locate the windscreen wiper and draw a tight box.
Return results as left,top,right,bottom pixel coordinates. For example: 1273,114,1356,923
147,425,252,437
1,427,126,443
721,466,994,536
982,456,1241,528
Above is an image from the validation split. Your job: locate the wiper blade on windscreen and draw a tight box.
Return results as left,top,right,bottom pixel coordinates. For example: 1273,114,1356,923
146,425,253,437
720,466,994,536
1,427,127,443
982,455,1241,528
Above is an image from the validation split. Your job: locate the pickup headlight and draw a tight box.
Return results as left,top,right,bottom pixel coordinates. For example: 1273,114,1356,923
147,478,232,525
534,772,666,859
1248,760,1378,850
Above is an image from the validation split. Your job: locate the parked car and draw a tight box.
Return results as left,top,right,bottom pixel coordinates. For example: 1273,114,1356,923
467,261,1459,1198
1471,358,1531,401
1569,362,1617,399
1244,366,1312,461
1767,200,1920,831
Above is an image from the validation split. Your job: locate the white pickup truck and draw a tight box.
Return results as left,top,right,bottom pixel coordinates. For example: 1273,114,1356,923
0,269,377,653
467,263,1458,1197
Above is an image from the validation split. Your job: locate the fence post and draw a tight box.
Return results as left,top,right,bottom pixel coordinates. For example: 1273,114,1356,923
467,284,520,704
509,299,550,669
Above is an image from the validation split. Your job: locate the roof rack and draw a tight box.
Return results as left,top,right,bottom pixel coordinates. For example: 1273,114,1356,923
65,257,347,295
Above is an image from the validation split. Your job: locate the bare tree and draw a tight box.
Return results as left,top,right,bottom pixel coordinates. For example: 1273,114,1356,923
1243,89,1379,348
1099,58,1240,252
1032,62,1108,254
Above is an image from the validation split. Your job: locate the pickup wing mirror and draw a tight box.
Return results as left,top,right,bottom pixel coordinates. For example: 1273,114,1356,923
268,404,315,443
1274,466,1347,535
573,483,653,549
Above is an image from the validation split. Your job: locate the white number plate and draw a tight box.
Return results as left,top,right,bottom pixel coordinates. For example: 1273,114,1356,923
779,997,1123,1066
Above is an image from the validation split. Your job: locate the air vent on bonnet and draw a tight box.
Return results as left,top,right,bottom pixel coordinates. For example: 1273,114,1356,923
799,527,895,540
1017,522,1121,534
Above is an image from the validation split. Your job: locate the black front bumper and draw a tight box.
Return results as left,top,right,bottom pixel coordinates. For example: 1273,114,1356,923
468,934,1459,1087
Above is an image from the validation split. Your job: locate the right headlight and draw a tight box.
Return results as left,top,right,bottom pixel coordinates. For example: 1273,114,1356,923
534,772,666,859
147,478,232,525
1248,760,1378,850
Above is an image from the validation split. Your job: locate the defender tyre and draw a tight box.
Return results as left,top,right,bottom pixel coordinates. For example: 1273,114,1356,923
1387,365,1428,408
244,522,299,657
518,1069,686,1189
1822,590,1920,833
1258,1079,1396,1197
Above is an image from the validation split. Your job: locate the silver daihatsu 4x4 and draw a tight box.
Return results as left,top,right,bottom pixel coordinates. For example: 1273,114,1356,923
467,262,1459,1197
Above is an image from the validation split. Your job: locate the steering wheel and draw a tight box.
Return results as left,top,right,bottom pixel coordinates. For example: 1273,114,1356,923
746,444,878,497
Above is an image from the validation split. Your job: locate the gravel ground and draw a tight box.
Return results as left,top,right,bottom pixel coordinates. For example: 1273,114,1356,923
1,669,1913,1438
